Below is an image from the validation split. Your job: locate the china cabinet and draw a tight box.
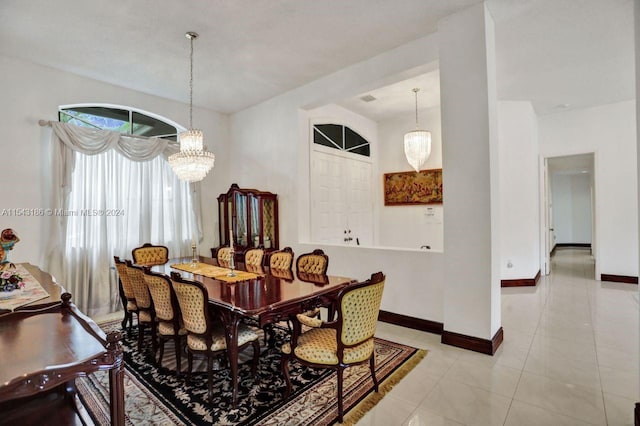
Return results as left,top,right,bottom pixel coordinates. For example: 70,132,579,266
213,184,279,261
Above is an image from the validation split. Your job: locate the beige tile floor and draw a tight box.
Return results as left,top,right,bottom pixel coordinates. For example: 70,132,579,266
359,248,639,426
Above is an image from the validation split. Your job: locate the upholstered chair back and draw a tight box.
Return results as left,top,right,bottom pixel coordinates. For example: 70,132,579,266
114,256,136,301
269,247,294,270
339,272,385,346
296,249,329,275
244,248,264,266
217,247,233,263
280,271,385,423
143,271,177,322
132,243,169,266
125,260,152,310
170,273,209,335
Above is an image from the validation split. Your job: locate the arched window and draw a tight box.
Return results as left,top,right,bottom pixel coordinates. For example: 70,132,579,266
51,104,194,316
59,104,183,140
312,124,370,157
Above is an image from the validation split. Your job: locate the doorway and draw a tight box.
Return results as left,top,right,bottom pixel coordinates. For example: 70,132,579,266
543,153,596,277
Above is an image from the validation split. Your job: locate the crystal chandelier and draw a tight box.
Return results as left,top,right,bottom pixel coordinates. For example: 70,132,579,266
404,88,431,173
169,32,215,183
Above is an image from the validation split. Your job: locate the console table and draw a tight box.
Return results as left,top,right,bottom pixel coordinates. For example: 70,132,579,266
0,292,124,425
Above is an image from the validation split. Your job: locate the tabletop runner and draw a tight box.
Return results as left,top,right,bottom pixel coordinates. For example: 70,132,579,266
170,262,262,283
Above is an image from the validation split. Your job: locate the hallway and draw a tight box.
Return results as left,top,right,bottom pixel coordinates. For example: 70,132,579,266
364,248,639,425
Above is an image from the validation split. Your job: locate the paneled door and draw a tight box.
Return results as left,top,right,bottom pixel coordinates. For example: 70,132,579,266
311,149,372,245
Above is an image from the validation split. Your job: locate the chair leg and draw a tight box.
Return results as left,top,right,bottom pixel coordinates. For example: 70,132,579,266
187,351,193,381
369,353,378,392
137,323,144,352
151,322,158,354
207,355,214,402
174,336,182,377
281,353,292,400
251,339,260,376
337,367,344,423
158,337,166,367
121,312,128,329
128,311,137,332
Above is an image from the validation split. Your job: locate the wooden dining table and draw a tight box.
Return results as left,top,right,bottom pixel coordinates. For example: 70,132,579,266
152,255,356,407
0,264,124,425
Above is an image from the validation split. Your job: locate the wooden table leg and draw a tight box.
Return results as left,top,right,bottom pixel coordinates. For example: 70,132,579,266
219,310,241,407
109,358,125,426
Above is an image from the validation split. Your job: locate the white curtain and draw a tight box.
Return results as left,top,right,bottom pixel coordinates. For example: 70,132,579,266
44,122,204,316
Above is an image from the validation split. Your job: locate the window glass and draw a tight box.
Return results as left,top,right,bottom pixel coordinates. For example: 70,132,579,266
312,124,370,157
59,106,179,141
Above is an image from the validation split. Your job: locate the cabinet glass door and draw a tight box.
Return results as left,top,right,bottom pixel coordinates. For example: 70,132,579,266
263,199,276,249
249,195,260,247
234,192,247,247
219,200,227,246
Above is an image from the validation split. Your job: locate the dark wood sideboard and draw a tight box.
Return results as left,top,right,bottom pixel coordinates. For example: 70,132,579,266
0,266,124,425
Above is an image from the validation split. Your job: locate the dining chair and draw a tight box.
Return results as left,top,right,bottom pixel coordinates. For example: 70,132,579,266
295,249,329,275
143,268,187,375
132,243,169,266
295,249,330,320
244,248,264,267
114,256,138,331
216,246,233,264
281,271,385,423
125,260,157,354
170,272,260,402
269,247,294,270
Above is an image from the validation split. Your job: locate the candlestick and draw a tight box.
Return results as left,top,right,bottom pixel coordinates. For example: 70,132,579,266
229,227,234,248
227,244,237,277
191,241,198,266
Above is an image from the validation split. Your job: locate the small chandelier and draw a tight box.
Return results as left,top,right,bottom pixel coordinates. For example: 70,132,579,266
169,31,215,183
404,88,431,173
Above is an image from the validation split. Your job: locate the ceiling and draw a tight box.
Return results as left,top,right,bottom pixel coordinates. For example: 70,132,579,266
0,0,634,118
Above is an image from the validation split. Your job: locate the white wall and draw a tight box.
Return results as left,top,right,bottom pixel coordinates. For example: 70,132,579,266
498,101,541,280
377,106,443,251
539,100,638,277
439,2,501,340
551,173,592,244
230,34,446,322
0,54,230,267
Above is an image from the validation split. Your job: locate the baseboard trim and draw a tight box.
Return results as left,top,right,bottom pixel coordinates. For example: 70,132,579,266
441,327,504,355
555,243,591,248
501,270,541,287
601,274,639,284
378,310,443,335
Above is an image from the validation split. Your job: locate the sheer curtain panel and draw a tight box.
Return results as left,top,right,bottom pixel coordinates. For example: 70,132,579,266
44,122,204,316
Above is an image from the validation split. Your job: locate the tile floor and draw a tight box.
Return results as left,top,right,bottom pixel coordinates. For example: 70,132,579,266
360,248,639,426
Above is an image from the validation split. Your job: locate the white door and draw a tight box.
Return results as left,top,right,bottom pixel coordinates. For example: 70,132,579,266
345,158,372,246
311,150,372,245
311,151,347,244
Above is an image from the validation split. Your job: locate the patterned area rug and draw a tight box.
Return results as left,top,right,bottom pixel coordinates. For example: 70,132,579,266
78,319,426,425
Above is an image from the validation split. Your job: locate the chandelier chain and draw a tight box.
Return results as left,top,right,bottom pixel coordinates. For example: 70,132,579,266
413,88,420,128
188,34,194,130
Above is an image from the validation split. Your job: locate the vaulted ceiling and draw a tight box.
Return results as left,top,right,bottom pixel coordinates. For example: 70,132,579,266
0,0,634,118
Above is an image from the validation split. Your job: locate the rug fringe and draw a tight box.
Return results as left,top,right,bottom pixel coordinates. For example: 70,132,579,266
340,348,428,425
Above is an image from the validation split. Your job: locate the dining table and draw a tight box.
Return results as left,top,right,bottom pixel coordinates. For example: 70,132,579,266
152,255,356,407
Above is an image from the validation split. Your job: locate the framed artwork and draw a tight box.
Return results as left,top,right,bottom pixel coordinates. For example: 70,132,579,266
383,168,443,206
